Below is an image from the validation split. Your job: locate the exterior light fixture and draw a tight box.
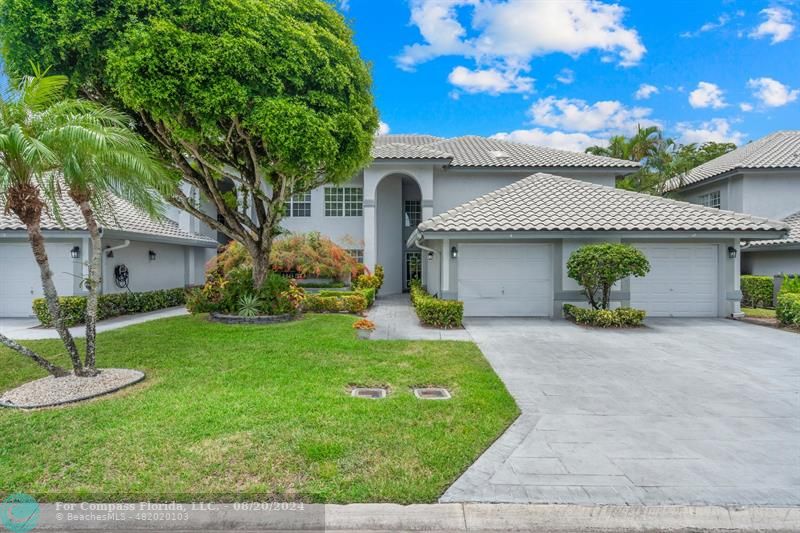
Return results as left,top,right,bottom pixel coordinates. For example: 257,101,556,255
427,251,434,261
727,246,737,259
70,246,81,259
451,246,458,259
105,246,114,258
149,250,157,261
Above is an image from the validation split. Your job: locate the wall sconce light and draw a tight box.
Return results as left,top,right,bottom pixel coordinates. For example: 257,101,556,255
70,246,81,259
105,246,114,258
727,246,737,259
149,250,157,261
427,251,434,261
451,246,458,259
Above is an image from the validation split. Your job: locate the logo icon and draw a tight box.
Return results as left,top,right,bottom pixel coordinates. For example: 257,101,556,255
1,494,40,533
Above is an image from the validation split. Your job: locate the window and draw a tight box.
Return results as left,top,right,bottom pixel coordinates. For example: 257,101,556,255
346,249,364,263
404,200,421,227
285,192,311,217
325,187,363,216
699,191,721,209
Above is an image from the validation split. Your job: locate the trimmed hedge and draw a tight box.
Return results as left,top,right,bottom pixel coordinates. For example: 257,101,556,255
303,293,368,314
409,282,463,329
318,288,376,308
33,288,187,327
776,293,800,327
563,303,646,328
741,275,774,308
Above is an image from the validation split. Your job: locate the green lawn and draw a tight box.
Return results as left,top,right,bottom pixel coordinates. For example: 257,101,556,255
742,307,777,319
0,314,518,503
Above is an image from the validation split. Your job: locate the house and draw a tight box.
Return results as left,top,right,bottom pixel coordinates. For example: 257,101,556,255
0,191,217,317
281,134,785,317
664,130,800,277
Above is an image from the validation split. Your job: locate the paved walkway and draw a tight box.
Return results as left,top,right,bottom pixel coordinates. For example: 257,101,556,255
0,306,188,340
367,294,472,341
442,317,800,506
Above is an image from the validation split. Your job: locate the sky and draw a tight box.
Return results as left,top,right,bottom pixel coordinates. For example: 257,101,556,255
341,0,800,150
2,0,798,152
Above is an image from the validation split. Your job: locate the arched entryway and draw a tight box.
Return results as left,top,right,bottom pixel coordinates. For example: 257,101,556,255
375,173,423,295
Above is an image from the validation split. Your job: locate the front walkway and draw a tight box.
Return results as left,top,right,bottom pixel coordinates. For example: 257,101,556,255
0,306,188,340
442,318,800,506
367,294,471,341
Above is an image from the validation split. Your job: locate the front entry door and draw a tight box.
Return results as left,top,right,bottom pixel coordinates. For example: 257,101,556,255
405,251,422,291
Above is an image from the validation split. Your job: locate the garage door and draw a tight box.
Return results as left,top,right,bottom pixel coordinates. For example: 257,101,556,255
0,243,75,317
457,243,552,317
630,244,718,317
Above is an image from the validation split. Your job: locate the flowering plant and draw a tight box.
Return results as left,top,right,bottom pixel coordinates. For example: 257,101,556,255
352,318,376,331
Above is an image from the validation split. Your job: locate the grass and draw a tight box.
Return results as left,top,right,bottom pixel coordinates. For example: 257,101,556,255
742,307,777,319
0,314,518,503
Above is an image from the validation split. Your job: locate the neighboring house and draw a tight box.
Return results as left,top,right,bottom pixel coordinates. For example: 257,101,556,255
280,133,786,318
0,192,217,318
664,130,800,276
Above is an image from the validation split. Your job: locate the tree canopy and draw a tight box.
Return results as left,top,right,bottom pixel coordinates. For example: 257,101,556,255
585,126,736,195
566,243,650,310
0,0,379,286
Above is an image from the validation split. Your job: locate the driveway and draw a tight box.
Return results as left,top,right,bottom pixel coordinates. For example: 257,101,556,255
442,318,800,506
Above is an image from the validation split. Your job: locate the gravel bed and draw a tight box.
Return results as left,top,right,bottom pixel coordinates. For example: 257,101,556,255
0,368,145,409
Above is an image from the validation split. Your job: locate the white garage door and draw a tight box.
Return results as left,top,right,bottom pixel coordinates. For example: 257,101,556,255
630,244,718,317
458,243,552,317
0,243,75,317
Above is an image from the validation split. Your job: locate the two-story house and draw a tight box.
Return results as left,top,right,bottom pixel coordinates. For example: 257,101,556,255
665,130,800,277
282,134,786,318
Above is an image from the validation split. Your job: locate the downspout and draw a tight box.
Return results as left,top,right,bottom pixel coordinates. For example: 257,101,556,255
411,231,439,294
104,239,131,256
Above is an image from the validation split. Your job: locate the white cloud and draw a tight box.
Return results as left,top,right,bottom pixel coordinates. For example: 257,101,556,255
528,96,658,134
377,121,391,135
397,0,645,94
747,77,799,107
688,81,727,109
749,7,795,44
448,65,534,95
555,68,575,85
739,102,754,112
681,13,732,38
676,118,745,145
338,0,350,11
634,83,659,100
492,128,606,152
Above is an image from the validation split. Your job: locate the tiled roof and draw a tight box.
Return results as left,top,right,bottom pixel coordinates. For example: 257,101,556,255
371,134,639,168
665,131,800,191
371,142,453,160
745,211,800,248
418,173,787,233
0,190,218,245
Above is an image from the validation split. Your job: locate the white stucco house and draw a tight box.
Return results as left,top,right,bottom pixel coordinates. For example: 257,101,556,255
281,134,786,318
0,193,217,317
664,130,800,277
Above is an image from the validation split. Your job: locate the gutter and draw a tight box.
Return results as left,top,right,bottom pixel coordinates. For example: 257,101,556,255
410,230,437,258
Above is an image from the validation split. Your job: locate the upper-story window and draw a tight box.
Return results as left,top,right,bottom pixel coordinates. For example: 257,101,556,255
404,200,421,227
345,249,364,264
285,192,312,217
325,187,363,216
699,190,721,209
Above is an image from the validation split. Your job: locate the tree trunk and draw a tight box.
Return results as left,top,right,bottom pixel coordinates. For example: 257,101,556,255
251,241,272,289
0,333,69,377
25,220,86,375
74,196,101,376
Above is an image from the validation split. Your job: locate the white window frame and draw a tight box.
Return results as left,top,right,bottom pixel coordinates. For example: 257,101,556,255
285,192,312,217
699,190,721,209
404,200,422,227
346,249,364,264
325,187,363,216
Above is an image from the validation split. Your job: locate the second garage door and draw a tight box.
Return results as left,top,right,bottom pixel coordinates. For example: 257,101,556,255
457,243,552,317
630,243,719,317
0,242,75,317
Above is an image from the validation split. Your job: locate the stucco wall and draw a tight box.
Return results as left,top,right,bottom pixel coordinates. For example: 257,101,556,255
376,178,403,294
681,175,744,213
741,171,800,220
102,239,191,294
742,250,800,276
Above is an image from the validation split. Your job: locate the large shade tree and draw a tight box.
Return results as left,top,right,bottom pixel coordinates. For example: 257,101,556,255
0,0,379,288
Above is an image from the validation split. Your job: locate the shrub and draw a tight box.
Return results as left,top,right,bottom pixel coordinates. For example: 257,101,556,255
563,304,646,328
186,267,302,316
567,243,650,310
352,264,384,292
353,318,375,331
409,282,463,328
303,293,368,314
319,288,376,307
741,275,774,308
776,293,800,326
33,288,187,327
780,275,800,294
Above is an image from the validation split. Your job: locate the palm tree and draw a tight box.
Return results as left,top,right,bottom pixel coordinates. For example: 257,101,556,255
47,106,174,374
0,68,85,375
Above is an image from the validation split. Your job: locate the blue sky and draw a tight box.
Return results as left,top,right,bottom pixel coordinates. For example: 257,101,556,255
2,1,797,151
343,0,799,150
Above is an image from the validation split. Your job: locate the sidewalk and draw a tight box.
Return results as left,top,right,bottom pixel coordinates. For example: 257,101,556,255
367,294,472,341
0,306,188,340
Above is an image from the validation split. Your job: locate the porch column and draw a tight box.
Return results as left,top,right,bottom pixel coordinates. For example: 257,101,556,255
363,199,377,270
441,237,450,293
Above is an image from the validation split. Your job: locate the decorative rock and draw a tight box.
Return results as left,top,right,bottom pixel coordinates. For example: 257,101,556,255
209,312,295,325
0,368,145,409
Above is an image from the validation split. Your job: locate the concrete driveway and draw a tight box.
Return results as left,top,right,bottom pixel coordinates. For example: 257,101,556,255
442,318,800,506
